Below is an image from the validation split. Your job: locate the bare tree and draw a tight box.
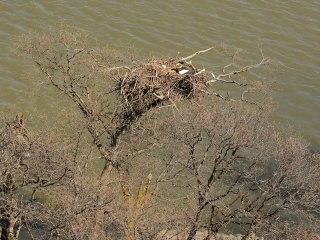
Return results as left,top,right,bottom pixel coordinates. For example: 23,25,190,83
0,114,70,240
4,25,318,240
153,102,320,239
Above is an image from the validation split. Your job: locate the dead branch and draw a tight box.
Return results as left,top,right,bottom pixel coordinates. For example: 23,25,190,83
207,55,270,85
180,47,215,62
98,65,131,72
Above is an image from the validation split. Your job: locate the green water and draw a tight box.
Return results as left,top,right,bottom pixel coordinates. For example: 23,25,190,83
0,0,319,148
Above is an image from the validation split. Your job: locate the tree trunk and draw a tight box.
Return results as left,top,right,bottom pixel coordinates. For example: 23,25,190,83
1,218,11,240
0,218,19,240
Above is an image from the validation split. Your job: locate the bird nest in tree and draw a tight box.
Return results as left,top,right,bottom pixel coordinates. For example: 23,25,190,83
117,57,209,119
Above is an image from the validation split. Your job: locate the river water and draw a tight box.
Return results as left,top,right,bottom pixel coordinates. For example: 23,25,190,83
0,0,319,149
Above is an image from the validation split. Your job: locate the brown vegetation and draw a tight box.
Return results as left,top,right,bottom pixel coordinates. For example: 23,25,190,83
0,26,319,239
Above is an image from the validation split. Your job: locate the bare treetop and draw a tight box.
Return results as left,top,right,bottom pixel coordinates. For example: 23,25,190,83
0,25,317,240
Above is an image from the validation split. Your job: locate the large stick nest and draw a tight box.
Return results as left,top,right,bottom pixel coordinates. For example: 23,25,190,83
117,57,209,120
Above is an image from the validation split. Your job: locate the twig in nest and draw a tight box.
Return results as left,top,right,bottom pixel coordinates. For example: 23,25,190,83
120,72,128,95
168,97,178,110
194,69,206,76
180,47,215,62
153,93,165,100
